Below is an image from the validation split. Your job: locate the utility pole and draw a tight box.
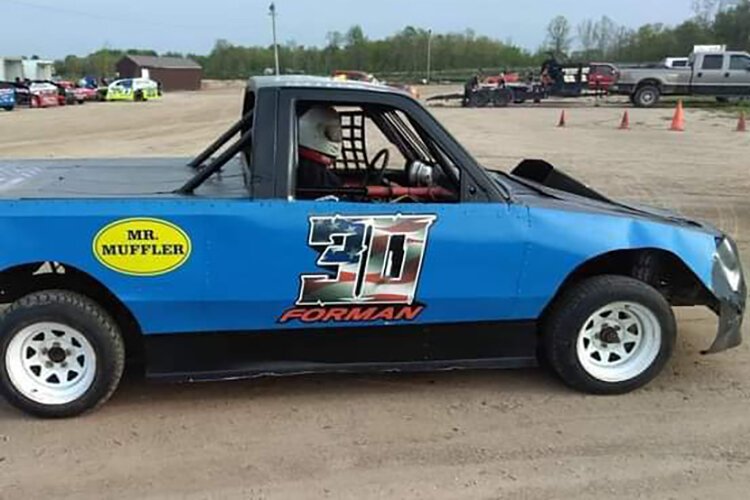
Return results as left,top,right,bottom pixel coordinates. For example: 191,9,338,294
426,29,433,84
269,3,280,76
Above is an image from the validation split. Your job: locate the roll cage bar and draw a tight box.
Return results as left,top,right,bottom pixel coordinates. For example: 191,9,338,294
177,110,254,194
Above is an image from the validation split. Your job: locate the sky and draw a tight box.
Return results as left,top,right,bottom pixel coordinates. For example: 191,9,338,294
0,0,697,59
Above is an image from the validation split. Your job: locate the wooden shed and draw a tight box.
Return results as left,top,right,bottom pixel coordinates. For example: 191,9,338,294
116,55,202,91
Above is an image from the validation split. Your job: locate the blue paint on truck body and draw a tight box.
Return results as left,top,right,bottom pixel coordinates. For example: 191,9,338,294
0,196,718,335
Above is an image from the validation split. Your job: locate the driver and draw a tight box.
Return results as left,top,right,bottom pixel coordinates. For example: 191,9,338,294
297,105,343,196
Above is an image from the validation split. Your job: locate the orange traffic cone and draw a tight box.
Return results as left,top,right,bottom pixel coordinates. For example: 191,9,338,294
737,111,747,132
619,110,630,130
557,110,566,128
670,100,685,132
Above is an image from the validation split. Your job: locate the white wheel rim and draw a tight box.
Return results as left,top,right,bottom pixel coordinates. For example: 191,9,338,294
5,322,97,406
576,302,661,383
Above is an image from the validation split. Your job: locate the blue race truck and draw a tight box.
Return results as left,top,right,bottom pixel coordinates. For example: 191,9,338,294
0,76,745,417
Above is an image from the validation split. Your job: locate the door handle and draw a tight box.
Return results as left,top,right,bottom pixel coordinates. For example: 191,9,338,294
724,72,730,78
697,72,703,78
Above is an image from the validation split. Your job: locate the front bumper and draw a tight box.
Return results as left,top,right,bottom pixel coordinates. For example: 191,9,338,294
705,237,746,354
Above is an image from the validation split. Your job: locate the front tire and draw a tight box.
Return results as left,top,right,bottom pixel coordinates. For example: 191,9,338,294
0,291,125,418
543,276,675,395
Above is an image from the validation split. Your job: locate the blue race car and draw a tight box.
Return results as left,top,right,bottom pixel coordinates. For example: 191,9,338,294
0,82,16,111
0,76,745,418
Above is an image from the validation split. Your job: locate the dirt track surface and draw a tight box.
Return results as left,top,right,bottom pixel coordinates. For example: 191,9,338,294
1,86,749,499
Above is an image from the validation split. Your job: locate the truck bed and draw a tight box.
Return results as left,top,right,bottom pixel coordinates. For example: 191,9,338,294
0,157,248,199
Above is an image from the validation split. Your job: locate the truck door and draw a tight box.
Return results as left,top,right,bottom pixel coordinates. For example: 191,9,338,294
281,199,528,328
726,54,750,96
693,54,730,96
201,93,530,334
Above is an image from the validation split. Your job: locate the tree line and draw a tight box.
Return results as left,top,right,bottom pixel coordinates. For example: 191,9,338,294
545,0,750,63
54,0,750,82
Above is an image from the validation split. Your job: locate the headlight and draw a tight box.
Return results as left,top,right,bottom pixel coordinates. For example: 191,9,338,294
716,237,743,292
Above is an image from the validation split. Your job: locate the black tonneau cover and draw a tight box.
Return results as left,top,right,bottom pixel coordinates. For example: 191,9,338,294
0,158,247,199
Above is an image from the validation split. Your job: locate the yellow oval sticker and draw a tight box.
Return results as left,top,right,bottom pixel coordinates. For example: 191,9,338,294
93,218,192,276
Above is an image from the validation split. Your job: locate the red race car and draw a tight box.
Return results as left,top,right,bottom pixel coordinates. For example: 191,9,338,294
25,82,60,108
484,72,521,85
55,81,97,104
332,70,420,99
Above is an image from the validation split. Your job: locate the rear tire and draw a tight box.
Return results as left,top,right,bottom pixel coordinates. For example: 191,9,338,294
633,85,660,108
0,291,125,418
543,276,675,395
469,91,490,108
492,88,513,107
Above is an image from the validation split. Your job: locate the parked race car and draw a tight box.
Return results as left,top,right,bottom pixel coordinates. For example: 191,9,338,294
106,78,161,102
0,76,744,418
43,81,78,106
13,81,61,108
484,72,521,85
332,70,420,99
0,82,16,111
54,81,96,104
30,82,61,108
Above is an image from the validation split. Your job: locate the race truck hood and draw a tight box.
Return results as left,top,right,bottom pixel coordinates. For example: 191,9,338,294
505,159,720,235
0,158,247,199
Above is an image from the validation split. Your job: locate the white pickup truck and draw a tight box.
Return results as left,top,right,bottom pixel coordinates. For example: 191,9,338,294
610,51,750,107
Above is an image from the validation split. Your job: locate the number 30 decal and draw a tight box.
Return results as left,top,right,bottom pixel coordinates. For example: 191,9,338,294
298,214,436,306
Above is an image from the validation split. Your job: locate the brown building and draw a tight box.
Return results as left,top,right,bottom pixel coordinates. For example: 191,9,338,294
116,55,202,91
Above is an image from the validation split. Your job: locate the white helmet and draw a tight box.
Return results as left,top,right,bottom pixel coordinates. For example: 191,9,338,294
298,106,342,159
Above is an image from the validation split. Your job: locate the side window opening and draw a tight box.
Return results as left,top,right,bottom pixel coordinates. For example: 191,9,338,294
294,101,459,204
729,55,750,71
702,55,724,70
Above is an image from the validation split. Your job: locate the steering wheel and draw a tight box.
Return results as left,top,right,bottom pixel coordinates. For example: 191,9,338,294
365,148,390,186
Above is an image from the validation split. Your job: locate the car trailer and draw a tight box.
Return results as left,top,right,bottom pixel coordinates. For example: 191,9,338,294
427,82,547,108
